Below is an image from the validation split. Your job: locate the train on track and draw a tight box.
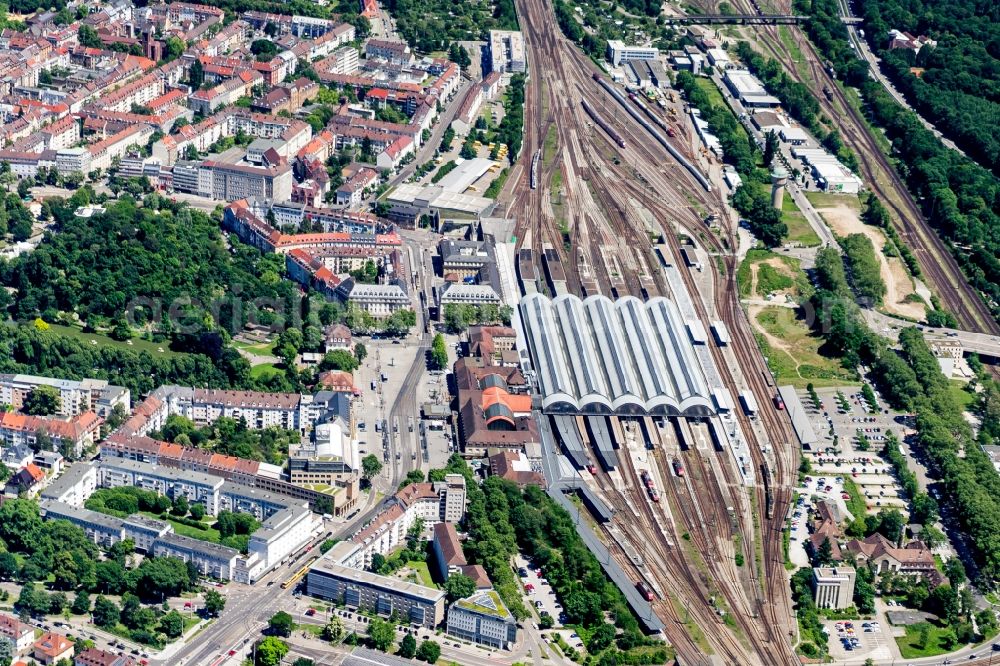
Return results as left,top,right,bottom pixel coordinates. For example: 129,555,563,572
636,580,655,602
628,92,676,136
761,463,774,520
530,148,541,189
672,458,685,477
591,72,712,192
773,394,785,410
580,99,626,148
639,470,659,502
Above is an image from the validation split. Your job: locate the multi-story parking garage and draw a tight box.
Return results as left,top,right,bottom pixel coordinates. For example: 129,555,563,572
518,293,714,416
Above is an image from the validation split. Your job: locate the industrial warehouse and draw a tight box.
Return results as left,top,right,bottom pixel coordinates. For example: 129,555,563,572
518,293,714,415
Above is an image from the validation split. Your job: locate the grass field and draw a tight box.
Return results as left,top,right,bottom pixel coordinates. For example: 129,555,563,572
753,307,857,388
897,622,956,659
782,194,821,247
948,380,977,412
249,363,282,380
693,78,752,144
232,339,276,355
542,124,558,165
805,191,862,212
44,323,187,359
737,249,812,299
404,560,437,588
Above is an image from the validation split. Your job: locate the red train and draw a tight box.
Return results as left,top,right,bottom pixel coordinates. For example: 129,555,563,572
636,581,655,601
672,459,685,477
773,394,785,410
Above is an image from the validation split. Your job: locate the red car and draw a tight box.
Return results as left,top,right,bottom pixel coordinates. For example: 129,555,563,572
228,650,237,656
305,609,316,616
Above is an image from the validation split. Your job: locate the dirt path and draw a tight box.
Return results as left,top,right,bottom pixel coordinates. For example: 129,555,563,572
815,204,926,320
748,303,800,372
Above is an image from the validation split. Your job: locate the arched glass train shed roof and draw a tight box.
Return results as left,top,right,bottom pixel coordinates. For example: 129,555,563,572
519,293,714,416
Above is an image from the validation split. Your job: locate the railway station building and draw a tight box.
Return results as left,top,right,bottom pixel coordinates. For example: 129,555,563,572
518,294,714,416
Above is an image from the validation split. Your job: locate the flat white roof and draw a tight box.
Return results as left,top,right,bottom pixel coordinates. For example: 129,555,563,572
435,158,495,194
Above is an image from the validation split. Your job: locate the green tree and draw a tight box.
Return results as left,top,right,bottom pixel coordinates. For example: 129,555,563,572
71,591,91,615
361,454,383,480
399,633,417,658
445,574,475,602
23,384,61,415
171,494,190,516
92,595,120,628
204,588,226,617
354,342,368,363
367,617,395,651
322,616,345,642
0,552,19,580
415,639,441,663
268,610,295,637
255,637,289,666
815,537,834,566
159,609,185,638
321,349,359,372
189,503,206,521
78,24,101,48
430,333,448,370
16,178,30,200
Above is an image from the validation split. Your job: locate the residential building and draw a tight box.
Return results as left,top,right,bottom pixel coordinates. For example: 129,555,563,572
199,159,293,203
98,458,225,513
811,567,856,610
432,522,466,582
308,550,446,627
0,374,130,418
32,632,74,665
446,590,517,649
3,463,45,497
0,613,34,654
75,647,137,666
153,532,241,580
451,85,483,134
364,39,411,65
0,409,104,459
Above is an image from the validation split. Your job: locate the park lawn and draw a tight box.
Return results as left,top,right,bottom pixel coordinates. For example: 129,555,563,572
753,307,856,388
42,323,187,359
804,190,862,212
232,339,276,355
897,622,955,659
782,195,821,247
406,560,436,588
250,363,282,379
737,249,811,300
140,512,223,544
948,380,976,412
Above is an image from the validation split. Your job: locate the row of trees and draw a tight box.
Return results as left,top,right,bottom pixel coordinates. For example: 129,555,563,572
675,71,788,247
443,303,513,333
840,233,886,305
807,237,1000,586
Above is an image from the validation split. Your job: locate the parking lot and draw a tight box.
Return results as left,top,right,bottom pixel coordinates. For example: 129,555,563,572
824,619,893,662
799,386,911,515
515,553,564,628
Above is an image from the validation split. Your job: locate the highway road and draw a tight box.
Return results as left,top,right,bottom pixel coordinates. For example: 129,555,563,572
863,309,1000,358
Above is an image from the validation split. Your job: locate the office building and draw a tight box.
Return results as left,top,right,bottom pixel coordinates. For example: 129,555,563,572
446,590,517,649
811,567,856,610
487,31,525,74
606,40,659,67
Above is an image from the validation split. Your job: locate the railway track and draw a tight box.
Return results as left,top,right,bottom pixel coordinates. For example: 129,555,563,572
502,0,803,658
745,20,1000,335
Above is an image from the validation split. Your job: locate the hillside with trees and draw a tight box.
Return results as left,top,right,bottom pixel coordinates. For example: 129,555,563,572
800,0,1000,324
855,0,1000,176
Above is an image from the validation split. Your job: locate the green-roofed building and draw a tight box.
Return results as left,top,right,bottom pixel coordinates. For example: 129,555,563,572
446,589,517,649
